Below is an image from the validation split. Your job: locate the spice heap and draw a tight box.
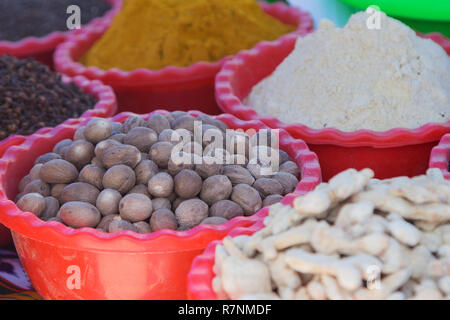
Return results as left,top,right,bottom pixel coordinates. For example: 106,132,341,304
0,0,111,42
213,168,450,300
0,55,96,140
246,12,450,132
15,112,300,234
83,0,295,71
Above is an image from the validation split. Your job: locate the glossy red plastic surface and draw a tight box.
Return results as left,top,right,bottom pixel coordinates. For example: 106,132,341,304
216,31,450,181
54,2,313,114
0,110,321,300
0,75,116,247
429,134,450,180
0,0,121,68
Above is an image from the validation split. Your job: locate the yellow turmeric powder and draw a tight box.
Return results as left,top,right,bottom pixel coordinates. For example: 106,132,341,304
83,0,295,71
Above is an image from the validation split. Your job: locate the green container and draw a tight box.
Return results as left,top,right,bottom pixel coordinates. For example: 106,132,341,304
339,0,450,36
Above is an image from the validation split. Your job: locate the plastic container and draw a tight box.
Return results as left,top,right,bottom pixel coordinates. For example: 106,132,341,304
339,0,450,37
429,134,450,180
0,0,122,68
187,219,265,300
215,32,450,181
54,2,313,114
0,110,321,300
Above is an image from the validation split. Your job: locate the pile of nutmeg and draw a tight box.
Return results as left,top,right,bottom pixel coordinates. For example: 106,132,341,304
15,112,300,234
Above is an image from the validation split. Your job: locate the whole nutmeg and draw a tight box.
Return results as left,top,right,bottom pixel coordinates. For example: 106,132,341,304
16,193,46,217
279,161,300,178
65,140,95,169
149,142,174,168
97,214,119,231
174,169,202,198
195,156,223,179
253,178,284,198
83,118,112,144
124,127,158,153
108,217,138,233
102,145,141,169
223,165,255,186
196,114,217,127
210,200,244,220
51,184,67,199
102,165,136,194
78,165,105,190
147,114,171,135
111,122,123,135
172,197,186,211
170,111,188,120
279,149,291,164
231,184,262,216
28,164,42,181
175,199,209,229
168,152,198,176
135,160,158,185
128,184,150,197
250,130,279,148
159,129,178,145
247,158,274,179
172,115,196,132
274,172,299,194
40,196,60,221
94,139,122,160
152,198,172,211
23,179,51,197
48,216,64,223
173,128,193,145
182,141,203,156
201,126,225,149
110,133,126,143
200,175,232,205
35,153,61,165
53,139,73,156
204,148,231,165
59,201,101,228
150,209,178,231
96,189,122,216
164,113,175,125
40,159,79,184
133,221,152,234
60,182,100,205
148,172,173,198
123,115,146,133
18,175,32,193
226,131,250,158
91,157,104,168
200,217,228,226
263,194,283,207
119,193,153,222
73,126,86,140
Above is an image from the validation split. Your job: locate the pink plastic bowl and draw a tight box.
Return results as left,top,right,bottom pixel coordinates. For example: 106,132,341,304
0,110,321,300
0,0,122,68
0,75,116,248
216,31,450,181
429,133,450,180
54,2,313,114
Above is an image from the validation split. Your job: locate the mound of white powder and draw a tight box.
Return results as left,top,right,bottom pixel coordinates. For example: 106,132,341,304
245,12,450,132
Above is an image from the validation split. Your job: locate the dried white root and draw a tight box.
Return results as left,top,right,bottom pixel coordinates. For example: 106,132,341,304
213,169,450,300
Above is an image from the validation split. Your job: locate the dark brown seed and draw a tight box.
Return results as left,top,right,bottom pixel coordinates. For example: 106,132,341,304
253,178,284,198
78,164,105,190
40,196,60,221
135,160,158,185
119,194,153,222
146,114,171,135
273,172,299,194
148,172,173,198
102,145,142,169
23,179,51,197
149,142,174,168
83,118,112,144
102,165,136,195
59,201,101,228
200,175,232,205
223,165,255,186
96,189,122,216
231,184,262,216
124,127,158,153
200,217,228,226
150,209,178,231
123,116,146,133
134,221,152,234
209,200,244,220
172,115,196,132
108,218,138,233
39,159,79,184
175,199,209,229
35,153,61,165
16,193,45,217
60,182,100,205
174,169,202,198
64,140,95,169
263,194,283,207
195,156,224,179
152,198,172,211
279,161,300,178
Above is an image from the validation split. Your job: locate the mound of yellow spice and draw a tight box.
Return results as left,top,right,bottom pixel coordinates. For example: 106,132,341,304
83,0,296,71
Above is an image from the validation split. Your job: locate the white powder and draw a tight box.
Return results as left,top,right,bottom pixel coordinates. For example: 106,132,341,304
245,12,450,132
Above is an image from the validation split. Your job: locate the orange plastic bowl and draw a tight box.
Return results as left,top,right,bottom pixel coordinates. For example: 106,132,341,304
216,32,450,181
53,2,313,114
0,0,122,69
429,133,450,180
0,110,321,300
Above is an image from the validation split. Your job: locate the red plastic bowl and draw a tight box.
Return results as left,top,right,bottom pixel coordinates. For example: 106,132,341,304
54,2,313,114
187,219,265,300
0,0,122,68
429,134,450,180
0,110,321,300
216,31,450,181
